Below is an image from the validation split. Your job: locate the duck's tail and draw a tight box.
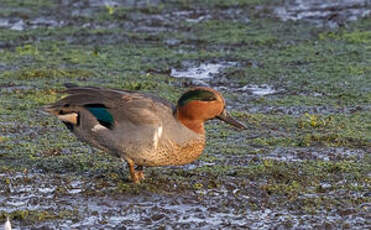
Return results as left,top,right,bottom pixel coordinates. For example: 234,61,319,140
42,82,80,124
43,104,79,125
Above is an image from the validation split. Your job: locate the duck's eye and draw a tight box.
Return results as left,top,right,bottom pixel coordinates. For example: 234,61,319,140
178,89,217,107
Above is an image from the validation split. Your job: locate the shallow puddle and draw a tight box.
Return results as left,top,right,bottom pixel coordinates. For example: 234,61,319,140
261,147,368,162
10,20,25,31
274,0,371,27
235,84,278,96
241,104,370,116
0,18,61,31
171,62,236,80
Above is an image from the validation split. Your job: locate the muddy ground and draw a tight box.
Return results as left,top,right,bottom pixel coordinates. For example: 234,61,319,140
0,0,370,229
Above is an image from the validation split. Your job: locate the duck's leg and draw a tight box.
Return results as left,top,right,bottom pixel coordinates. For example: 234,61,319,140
126,159,145,183
135,165,145,181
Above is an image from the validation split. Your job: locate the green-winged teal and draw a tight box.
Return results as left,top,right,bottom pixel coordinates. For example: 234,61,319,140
45,84,246,183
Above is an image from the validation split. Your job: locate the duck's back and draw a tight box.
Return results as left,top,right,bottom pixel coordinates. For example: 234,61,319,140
47,86,205,166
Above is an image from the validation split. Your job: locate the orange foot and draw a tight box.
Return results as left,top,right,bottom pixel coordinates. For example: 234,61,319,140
133,167,145,183
127,160,145,184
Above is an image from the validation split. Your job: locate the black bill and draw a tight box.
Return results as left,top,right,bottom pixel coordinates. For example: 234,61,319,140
216,110,247,129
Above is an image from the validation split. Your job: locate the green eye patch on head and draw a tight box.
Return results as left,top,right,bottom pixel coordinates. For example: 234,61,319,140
177,89,217,107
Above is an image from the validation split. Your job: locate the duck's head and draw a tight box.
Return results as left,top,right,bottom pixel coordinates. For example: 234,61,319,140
175,87,246,134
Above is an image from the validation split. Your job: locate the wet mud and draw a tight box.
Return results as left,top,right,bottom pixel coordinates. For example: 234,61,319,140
273,0,371,28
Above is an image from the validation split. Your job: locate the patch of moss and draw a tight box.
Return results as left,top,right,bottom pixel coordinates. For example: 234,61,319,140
192,20,278,45
1,68,96,80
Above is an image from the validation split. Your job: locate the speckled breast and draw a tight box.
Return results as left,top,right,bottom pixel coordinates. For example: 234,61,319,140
133,138,206,167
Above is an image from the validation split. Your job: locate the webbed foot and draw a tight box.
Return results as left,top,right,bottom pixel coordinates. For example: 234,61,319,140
127,160,145,184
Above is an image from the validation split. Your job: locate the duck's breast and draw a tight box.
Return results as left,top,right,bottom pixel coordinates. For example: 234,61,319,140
119,114,205,166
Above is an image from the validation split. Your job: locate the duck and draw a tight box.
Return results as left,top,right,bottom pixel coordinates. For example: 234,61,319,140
44,84,246,183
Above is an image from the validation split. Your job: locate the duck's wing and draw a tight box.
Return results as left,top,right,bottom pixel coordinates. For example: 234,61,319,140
45,86,175,130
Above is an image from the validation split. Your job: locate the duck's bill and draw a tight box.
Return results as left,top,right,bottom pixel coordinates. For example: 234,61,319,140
216,110,247,129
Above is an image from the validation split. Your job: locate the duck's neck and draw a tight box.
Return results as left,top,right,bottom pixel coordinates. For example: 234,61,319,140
175,111,205,135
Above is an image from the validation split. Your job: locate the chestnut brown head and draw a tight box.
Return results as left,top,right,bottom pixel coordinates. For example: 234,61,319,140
176,87,246,133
